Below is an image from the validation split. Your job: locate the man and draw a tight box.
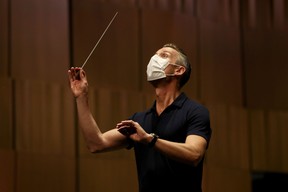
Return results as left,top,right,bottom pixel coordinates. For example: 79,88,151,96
68,43,212,192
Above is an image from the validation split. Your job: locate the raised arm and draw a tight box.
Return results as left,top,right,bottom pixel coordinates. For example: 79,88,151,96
68,67,128,153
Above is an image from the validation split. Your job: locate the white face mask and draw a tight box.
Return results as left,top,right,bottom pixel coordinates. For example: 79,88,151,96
146,54,181,81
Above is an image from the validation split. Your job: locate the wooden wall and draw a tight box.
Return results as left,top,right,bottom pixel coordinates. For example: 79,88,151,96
1,0,288,192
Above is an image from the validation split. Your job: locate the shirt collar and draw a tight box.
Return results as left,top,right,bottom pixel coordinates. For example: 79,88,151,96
148,92,187,113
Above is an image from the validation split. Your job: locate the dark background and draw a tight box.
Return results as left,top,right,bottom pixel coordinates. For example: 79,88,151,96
1,0,288,191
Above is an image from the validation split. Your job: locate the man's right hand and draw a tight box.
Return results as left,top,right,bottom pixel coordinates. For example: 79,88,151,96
68,67,89,98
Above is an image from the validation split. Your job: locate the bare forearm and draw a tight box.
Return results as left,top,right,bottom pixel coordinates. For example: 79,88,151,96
75,95,128,153
153,135,207,166
76,95,104,152
116,120,207,165
68,68,121,152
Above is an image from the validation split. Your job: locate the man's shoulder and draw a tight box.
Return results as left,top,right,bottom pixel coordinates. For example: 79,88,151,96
183,95,209,112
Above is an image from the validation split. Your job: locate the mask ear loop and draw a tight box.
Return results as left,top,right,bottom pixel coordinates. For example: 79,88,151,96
165,64,186,77
168,63,183,67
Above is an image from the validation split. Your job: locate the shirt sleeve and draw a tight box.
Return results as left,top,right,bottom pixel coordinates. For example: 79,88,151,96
186,105,212,148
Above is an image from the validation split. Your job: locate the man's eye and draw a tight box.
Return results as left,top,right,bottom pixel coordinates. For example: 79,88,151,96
160,53,169,58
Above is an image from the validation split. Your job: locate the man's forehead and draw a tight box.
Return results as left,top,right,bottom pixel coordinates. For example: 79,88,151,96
156,47,178,55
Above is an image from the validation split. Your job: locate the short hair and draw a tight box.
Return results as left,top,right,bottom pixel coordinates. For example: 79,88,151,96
163,43,192,88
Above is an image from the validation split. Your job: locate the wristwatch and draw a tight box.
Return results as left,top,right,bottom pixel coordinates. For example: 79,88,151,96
148,133,159,148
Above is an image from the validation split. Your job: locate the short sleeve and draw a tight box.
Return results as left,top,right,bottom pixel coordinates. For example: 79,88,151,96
186,105,212,148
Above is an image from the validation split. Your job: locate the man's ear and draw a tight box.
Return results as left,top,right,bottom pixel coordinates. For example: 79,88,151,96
175,66,186,75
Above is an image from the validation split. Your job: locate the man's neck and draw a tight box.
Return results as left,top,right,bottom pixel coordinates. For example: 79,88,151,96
154,83,180,115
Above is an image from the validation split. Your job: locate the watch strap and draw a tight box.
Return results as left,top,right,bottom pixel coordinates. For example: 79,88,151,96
148,133,159,148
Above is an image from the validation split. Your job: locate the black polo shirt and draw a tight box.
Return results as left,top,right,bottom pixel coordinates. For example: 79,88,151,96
129,93,212,192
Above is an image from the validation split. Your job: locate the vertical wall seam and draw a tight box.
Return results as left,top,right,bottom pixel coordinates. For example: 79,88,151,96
67,0,79,192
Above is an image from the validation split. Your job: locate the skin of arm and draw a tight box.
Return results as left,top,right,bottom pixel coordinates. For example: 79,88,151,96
154,135,207,166
69,67,207,164
68,67,128,153
117,120,208,167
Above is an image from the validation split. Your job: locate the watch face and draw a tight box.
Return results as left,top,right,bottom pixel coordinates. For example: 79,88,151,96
118,126,136,136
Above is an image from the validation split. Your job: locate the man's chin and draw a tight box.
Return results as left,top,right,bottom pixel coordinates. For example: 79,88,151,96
148,77,171,87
